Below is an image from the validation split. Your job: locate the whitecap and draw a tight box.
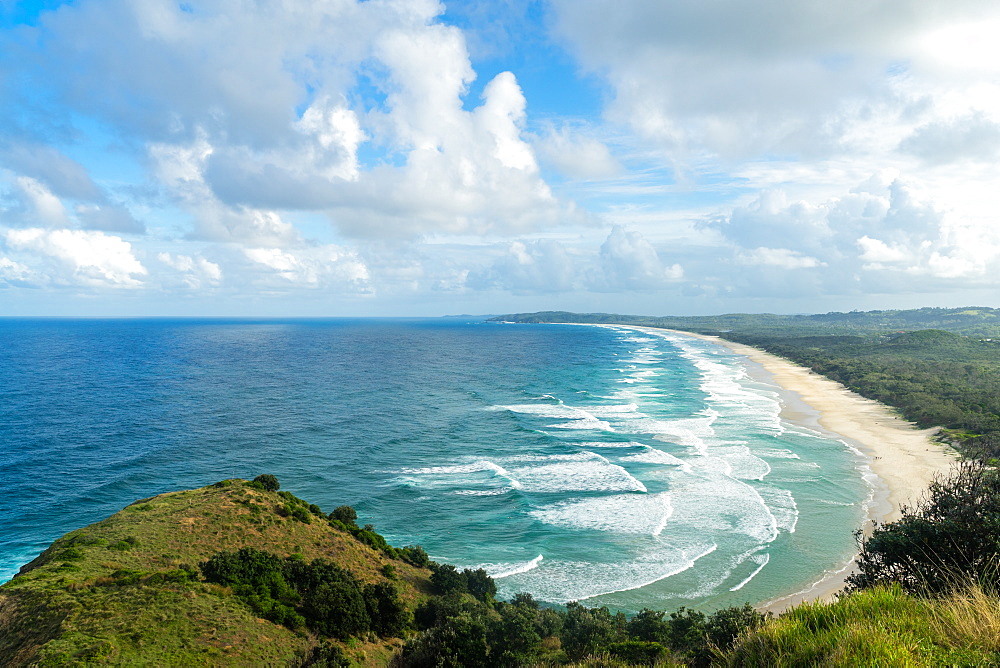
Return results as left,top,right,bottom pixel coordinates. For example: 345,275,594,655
497,543,718,604
730,553,770,591
474,554,545,579
528,492,672,535
503,451,647,493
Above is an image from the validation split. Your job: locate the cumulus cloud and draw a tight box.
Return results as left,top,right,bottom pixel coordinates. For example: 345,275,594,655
599,226,683,290
467,239,579,293
0,256,40,288
899,112,1000,164
242,245,370,290
738,247,825,269
5,228,147,286
9,0,563,244
549,0,1000,162
1,143,102,201
8,177,71,227
534,126,623,180
156,252,222,289
704,174,1000,297
75,204,145,234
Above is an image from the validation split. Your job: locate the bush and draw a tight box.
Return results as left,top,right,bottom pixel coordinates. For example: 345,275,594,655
463,568,496,603
561,602,626,661
430,563,467,595
330,505,357,526
847,460,1000,594
253,474,280,492
606,640,668,665
401,545,430,568
365,582,410,637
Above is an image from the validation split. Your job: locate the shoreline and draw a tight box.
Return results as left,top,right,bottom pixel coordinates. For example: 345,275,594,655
662,328,959,611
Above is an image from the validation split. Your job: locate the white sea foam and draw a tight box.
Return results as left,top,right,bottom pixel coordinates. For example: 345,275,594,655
398,460,523,490
529,492,672,535
730,553,770,591
453,486,516,496
713,444,772,480
620,446,690,470
504,452,647,493
756,485,799,533
496,543,718,603
546,417,616,431
476,554,545,579
572,441,647,449
663,469,779,544
627,413,717,451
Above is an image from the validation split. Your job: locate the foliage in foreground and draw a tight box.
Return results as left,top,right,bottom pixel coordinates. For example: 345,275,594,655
401,595,767,667
847,459,1000,595
722,583,1000,666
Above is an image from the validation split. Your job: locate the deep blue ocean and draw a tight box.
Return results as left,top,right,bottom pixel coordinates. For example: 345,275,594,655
0,318,870,612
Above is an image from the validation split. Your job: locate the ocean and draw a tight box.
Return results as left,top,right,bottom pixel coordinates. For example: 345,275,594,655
0,318,871,612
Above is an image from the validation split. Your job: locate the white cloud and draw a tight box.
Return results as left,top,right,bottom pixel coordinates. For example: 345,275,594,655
6,228,147,286
599,225,683,290
549,0,1000,165
243,245,370,290
18,0,563,243
0,256,40,287
467,239,579,293
10,177,70,227
156,252,222,289
535,126,623,180
740,247,825,269
75,204,145,234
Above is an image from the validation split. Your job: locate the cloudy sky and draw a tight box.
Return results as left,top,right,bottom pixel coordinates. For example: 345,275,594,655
2,0,1000,316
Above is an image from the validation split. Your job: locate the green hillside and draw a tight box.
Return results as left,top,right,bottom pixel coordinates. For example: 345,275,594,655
0,478,431,666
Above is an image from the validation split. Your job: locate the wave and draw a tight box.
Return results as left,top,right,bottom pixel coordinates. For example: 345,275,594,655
484,554,545,579
496,543,719,604
730,553,771,591
529,492,672,535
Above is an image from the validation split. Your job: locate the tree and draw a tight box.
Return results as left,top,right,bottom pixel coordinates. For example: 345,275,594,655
846,460,1000,594
329,505,358,527
462,568,496,603
365,582,409,637
252,474,280,491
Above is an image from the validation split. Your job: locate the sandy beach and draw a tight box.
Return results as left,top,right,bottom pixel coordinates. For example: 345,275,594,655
661,328,959,610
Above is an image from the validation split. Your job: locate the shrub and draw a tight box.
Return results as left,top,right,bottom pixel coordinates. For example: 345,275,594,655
252,474,280,492
606,640,668,665
430,564,467,595
847,460,1000,594
561,602,626,661
400,545,430,568
364,582,410,637
463,568,496,603
330,505,357,526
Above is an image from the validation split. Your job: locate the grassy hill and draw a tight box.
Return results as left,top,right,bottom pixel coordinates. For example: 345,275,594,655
0,479,432,666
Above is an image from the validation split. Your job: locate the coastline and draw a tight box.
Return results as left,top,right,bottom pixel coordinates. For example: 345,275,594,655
664,328,959,611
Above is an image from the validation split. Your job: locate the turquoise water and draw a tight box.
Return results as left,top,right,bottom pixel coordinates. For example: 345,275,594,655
0,318,869,612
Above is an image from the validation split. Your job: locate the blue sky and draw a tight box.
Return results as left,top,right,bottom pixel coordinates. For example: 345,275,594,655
3,0,1000,316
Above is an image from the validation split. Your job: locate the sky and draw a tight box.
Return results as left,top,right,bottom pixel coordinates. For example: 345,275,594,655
2,0,1000,316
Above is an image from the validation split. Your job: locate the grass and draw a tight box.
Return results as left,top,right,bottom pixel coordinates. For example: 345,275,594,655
0,480,433,666
720,584,1000,667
